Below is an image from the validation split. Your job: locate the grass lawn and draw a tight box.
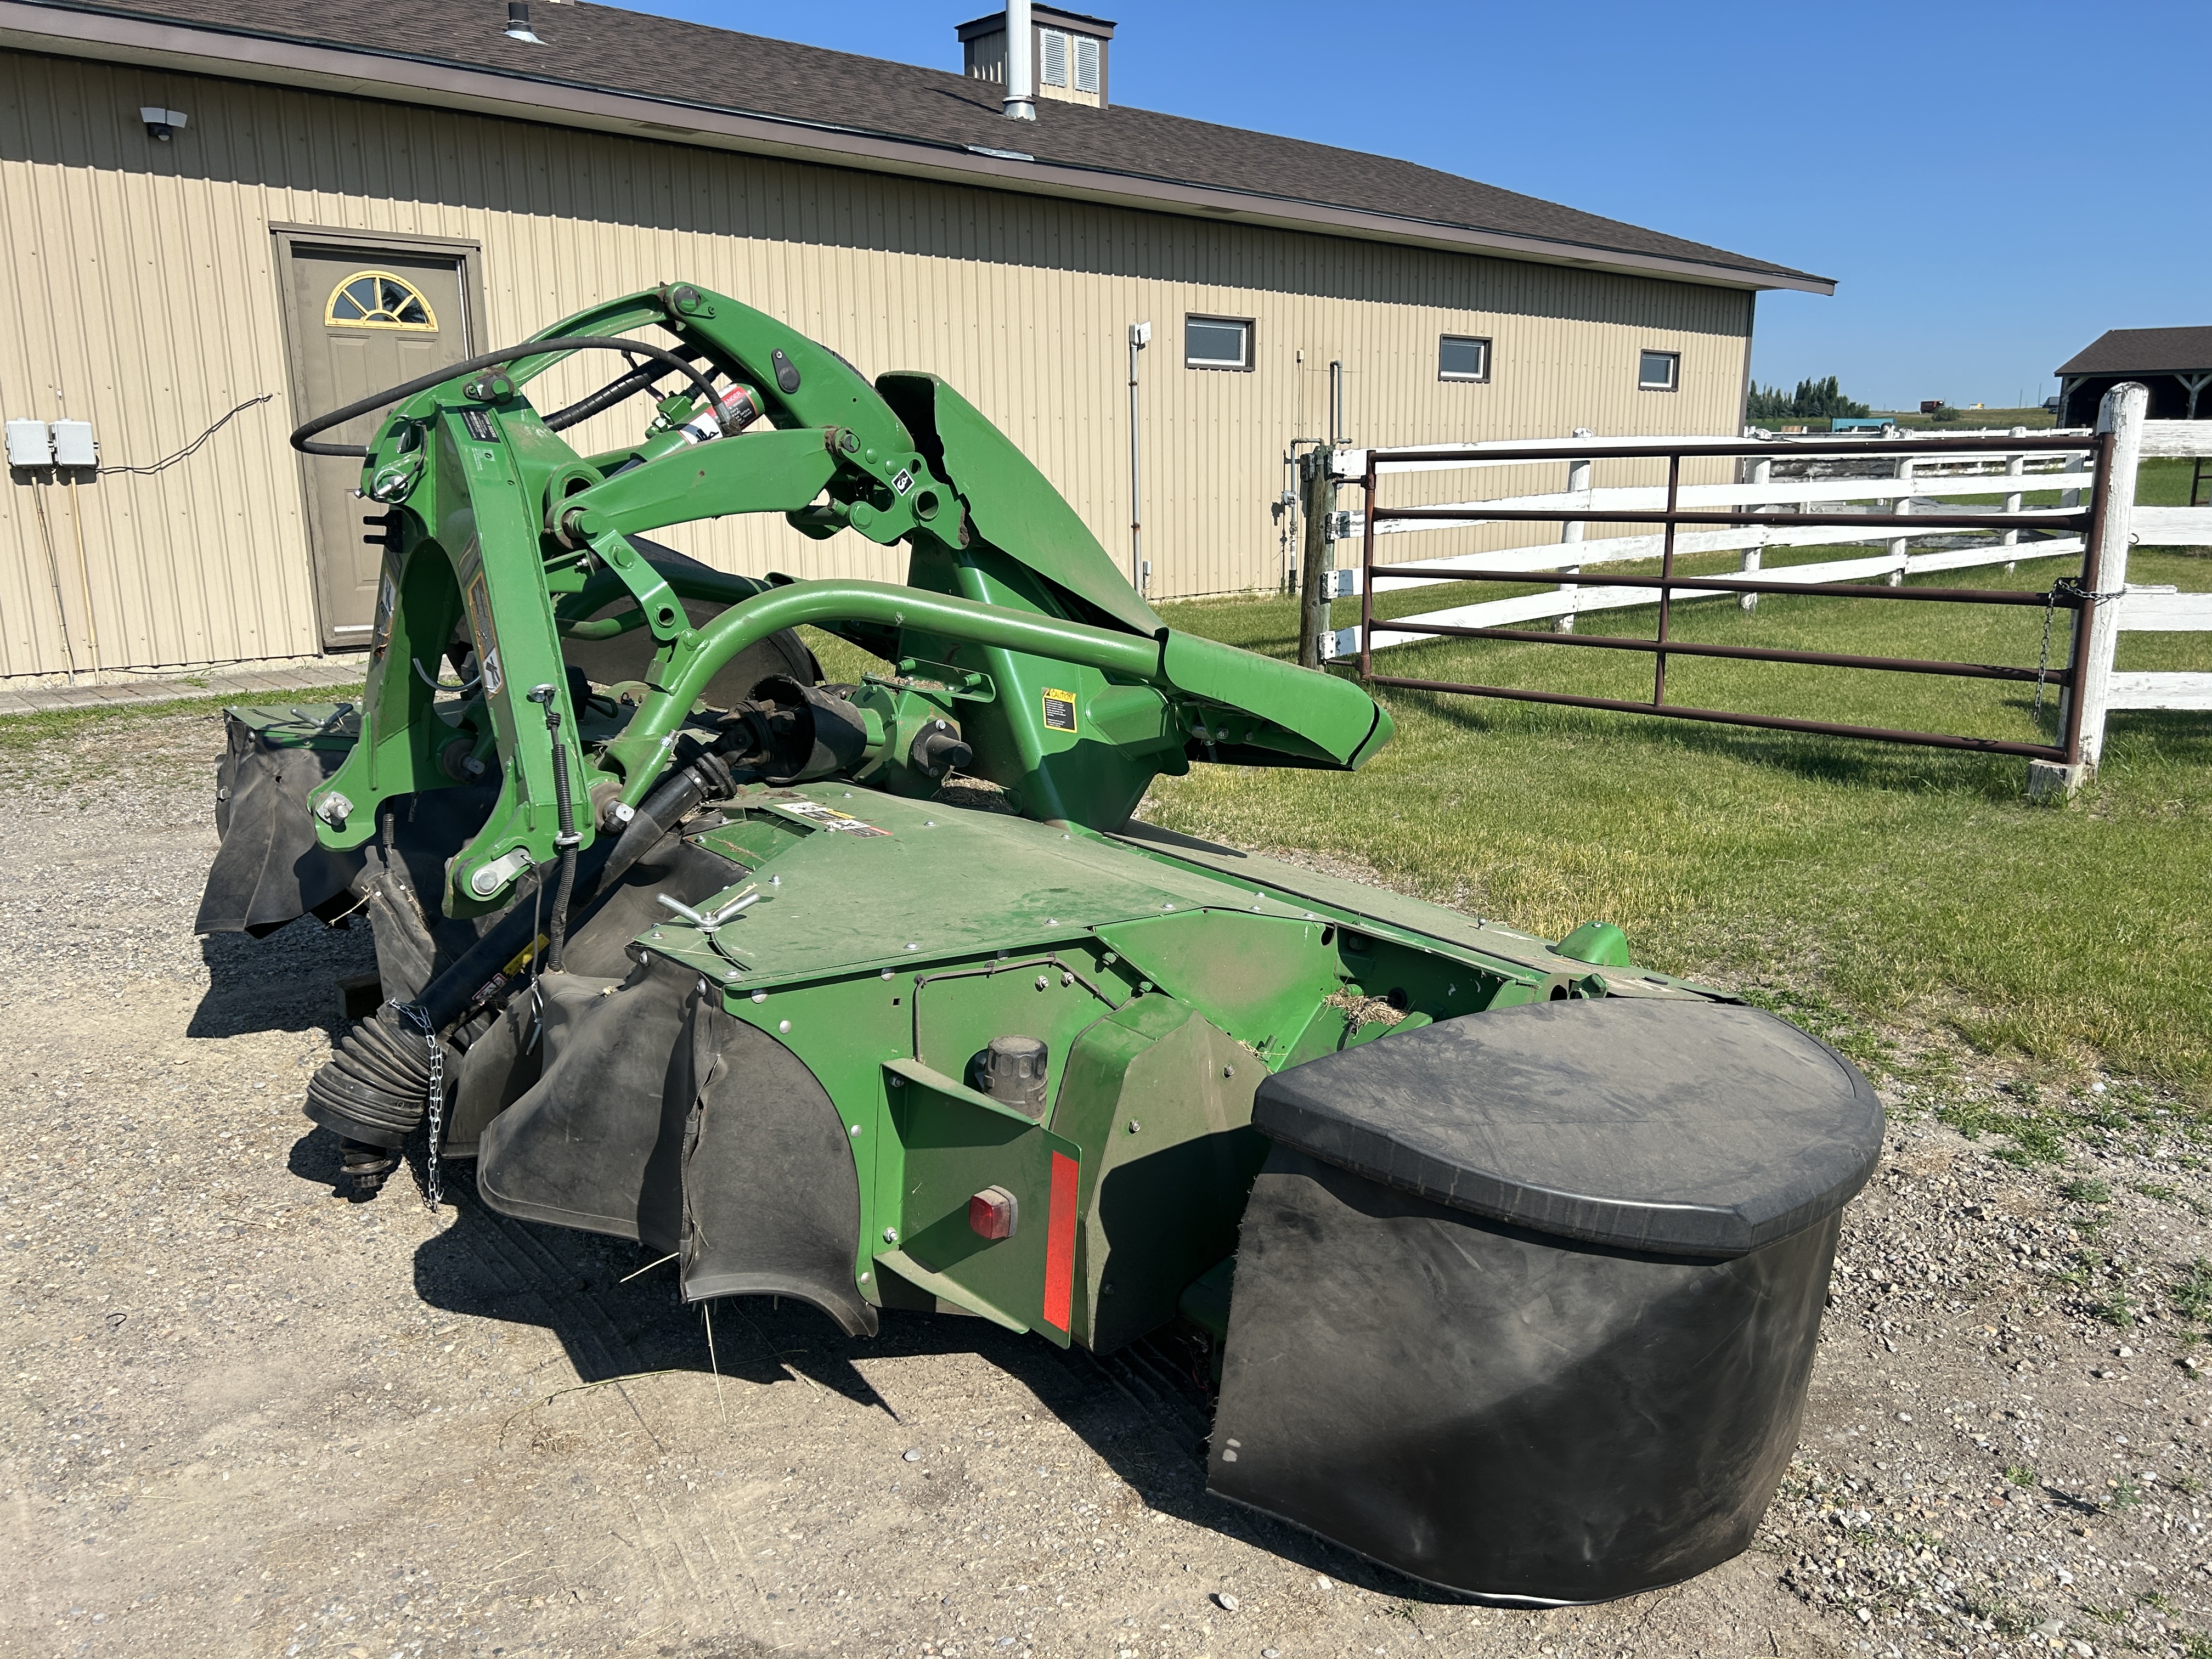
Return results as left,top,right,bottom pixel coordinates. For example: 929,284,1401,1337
7,458,2199,1127
1143,465,2212,1102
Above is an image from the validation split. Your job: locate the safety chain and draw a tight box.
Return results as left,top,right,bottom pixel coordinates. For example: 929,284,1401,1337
2033,576,2128,722
394,1002,445,1212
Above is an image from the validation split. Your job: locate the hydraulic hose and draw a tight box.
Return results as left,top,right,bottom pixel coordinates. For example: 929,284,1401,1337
289,336,722,458
543,352,712,432
527,684,582,974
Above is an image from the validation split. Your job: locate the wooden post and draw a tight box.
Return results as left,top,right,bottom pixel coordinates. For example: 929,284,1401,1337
2063,381,2149,782
2002,426,2024,574
1887,455,1914,585
1741,454,1771,611
1296,447,1336,669
1557,443,1592,633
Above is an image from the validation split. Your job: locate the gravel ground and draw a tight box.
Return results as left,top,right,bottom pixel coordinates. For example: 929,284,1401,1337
4,708,2212,1659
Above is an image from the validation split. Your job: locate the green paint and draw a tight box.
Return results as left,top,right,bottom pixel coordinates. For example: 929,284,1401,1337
280,285,1728,1356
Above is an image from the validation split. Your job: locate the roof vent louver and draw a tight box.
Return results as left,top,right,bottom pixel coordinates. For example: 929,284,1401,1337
958,7,1115,109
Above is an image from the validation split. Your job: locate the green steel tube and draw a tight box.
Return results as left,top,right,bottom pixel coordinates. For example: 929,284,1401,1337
599,579,1163,792
592,578,1387,799
674,579,1161,701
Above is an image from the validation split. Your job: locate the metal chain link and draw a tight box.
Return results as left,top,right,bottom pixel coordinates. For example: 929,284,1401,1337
394,1002,445,1212
2034,576,2129,722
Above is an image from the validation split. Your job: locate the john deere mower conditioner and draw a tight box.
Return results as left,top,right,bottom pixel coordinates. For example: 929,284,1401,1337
196,284,1880,1603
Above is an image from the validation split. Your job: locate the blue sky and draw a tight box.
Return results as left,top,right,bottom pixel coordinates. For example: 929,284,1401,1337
613,0,2207,412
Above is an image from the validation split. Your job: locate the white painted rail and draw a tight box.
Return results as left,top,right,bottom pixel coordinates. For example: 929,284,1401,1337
2076,421,2212,738
1325,432,2095,652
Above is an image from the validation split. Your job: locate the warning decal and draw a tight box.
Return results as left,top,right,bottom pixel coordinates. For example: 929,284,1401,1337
770,799,891,837
1041,687,1078,734
464,569,504,696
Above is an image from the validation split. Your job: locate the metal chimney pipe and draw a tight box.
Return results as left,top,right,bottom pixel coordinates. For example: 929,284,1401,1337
505,1,541,42
1003,0,1036,120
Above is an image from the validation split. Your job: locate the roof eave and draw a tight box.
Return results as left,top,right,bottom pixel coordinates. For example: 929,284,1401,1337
2055,362,2212,377
0,2,1834,296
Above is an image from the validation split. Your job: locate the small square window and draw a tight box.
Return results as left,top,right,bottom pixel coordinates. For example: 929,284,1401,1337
1440,335,1490,382
1186,315,1252,371
1638,350,1679,392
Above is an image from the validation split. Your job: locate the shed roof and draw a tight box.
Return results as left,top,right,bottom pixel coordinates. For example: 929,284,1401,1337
5,0,1833,295
2055,327,2212,377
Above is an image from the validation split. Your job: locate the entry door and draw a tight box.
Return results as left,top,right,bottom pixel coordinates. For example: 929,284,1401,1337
280,242,473,648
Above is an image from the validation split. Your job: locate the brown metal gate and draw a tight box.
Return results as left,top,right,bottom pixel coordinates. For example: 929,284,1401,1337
1348,432,2111,766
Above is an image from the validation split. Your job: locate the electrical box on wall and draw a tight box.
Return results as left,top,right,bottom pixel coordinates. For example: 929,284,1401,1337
51,420,97,468
5,419,52,467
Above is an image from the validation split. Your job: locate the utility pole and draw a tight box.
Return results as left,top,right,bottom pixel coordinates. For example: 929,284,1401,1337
1296,447,1335,670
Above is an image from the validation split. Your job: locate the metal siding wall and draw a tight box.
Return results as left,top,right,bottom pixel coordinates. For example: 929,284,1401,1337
0,53,1752,676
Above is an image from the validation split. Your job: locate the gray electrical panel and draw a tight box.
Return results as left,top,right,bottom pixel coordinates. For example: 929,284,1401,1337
50,420,96,468
5,418,52,467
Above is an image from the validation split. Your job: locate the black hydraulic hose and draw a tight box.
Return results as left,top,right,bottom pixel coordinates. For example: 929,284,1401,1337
528,684,582,974
289,335,722,458
543,353,708,432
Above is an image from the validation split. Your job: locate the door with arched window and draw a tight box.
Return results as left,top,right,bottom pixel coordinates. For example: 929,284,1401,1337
276,237,476,648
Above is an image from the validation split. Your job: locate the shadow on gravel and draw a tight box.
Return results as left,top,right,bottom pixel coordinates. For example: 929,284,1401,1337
387,1174,1456,1604
189,919,373,1040
286,1126,346,1190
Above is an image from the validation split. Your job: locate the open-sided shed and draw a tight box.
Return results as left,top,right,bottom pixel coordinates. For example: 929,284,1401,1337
2055,326,2212,426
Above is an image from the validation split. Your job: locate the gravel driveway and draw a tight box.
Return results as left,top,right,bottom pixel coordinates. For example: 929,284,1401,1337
4,707,2209,1659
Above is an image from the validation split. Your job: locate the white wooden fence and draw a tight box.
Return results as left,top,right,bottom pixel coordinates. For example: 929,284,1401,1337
1321,385,2208,783
2087,401,2212,747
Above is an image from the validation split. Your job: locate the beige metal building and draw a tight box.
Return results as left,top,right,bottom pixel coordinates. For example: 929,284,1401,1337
0,0,1829,682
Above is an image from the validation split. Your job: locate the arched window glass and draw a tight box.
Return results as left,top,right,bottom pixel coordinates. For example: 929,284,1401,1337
325,270,437,331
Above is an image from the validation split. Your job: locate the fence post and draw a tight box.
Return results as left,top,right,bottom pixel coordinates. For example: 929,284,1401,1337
1887,455,1914,584
1296,448,1336,669
1741,454,1771,611
2047,382,2147,792
2002,426,2025,574
1558,434,1593,633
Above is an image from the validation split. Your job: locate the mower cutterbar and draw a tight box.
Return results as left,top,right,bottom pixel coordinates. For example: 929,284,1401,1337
199,284,1880,1604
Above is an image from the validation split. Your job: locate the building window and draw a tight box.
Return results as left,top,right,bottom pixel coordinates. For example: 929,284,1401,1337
1185,315,1252,371
326,271,437,331
1638,349,1679,392
1040,27,1069,87
1439,335,1491,383
1073,34,1100,93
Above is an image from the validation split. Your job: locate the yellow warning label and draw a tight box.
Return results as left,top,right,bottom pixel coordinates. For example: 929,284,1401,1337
1042,687,1078,734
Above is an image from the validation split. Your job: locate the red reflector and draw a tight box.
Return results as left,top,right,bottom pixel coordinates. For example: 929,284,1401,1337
1042,1151,1078,1332
968,1186,1018,1240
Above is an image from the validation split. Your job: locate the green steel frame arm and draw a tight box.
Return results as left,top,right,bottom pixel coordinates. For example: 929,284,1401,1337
591,579,1389,794
301,280,1393,912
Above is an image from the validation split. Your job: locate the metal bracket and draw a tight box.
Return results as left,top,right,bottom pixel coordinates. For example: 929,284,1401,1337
588,528,689,644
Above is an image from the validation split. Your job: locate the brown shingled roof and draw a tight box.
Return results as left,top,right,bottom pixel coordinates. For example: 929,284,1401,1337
2055,327,2212,377
25,0,1829,290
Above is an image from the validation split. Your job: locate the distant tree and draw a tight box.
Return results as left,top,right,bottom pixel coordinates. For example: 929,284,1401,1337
1746,376,1873,420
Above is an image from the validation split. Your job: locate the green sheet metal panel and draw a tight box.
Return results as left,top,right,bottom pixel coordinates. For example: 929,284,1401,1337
882,1059,1083,1346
